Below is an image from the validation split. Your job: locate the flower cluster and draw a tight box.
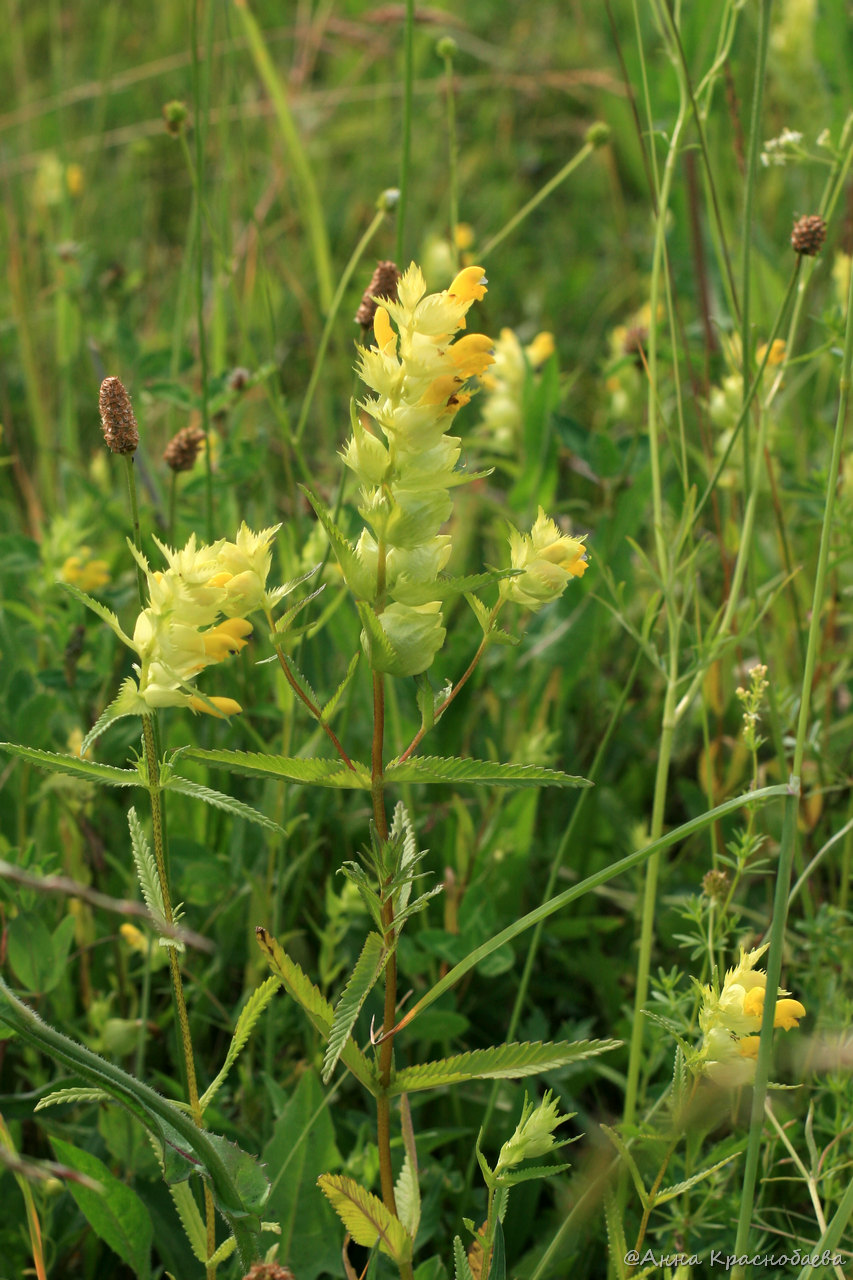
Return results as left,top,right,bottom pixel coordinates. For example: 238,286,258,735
698,944,806,1086
502,507,588,610
475,326,554,458
343,262,494,676
103,524,283,719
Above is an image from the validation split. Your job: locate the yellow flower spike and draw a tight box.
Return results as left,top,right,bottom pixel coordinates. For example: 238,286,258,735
60,551,110,593
202,617,253,662
188,694,243,718
738,1037,760,1060
449,333,495,378
447,265,488,303
373,305,397,353
774,998,806,1030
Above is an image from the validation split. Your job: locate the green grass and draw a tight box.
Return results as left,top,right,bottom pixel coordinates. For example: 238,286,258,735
1,3,852,1278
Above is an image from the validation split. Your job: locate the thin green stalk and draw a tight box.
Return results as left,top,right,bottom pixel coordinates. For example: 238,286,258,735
395,0,415,267
293,205,387,445
123,455,146,604
440,40,460,272
479,139,597,262
733,185,853,1279
233,0,333,311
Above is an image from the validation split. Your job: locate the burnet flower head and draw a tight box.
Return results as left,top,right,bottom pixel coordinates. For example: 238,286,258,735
342,263,494,676
697,944,806,1087
76,525,286,738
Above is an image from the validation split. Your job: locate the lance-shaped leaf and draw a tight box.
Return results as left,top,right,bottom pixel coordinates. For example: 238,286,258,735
180,748,371,790
127,808,173,945
322,651,360,721
163,776,284,834
0,979,266,1269
453,1236,476,1280
50,1137,153,1280
200,977,280,1113
301,484,376,600
255,928,376,1094
317,1175,411,1262
388,1039,619,1096
82,678,148,754
58,581,134,647
322,933,389,1084
0,742,139,788
394,1095,420,1241
384,755,591,790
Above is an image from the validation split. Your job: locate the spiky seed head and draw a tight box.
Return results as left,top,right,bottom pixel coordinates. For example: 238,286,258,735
99,377,139,455
355,260,401,330
791,214,827,256
163,425,205,473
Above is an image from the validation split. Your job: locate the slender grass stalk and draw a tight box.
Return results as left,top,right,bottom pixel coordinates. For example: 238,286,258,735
233,0,333,311
440,39,460,272
479,137,598,263
395,0,415,267
0,1116,48,1280
732,201,853,1280
187,5,214,545
293,204,388,446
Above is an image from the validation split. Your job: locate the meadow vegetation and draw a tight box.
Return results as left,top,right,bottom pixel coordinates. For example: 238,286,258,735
0,3,851,1278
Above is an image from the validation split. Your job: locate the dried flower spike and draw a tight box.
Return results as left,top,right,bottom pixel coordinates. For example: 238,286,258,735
99,377,139,455
354,260,401,330
164,425,205,473
791,214,827,257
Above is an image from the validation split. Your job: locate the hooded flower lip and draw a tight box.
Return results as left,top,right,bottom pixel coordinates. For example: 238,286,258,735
698,944,806,1086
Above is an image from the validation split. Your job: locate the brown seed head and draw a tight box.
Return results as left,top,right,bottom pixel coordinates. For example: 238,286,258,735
355,260,401,330
163,425,205,473
702,868,731,903
228,366,251,392
791,214,827,257
99,377,139,455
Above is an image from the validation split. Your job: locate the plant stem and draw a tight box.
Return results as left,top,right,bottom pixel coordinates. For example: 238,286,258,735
479,140,596,262
441,43,460,272
395,0,415,266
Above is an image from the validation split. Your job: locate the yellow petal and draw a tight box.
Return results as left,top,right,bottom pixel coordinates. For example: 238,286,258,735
774,998,806,1030
188,694,242,718
373,305,396,352
447,265,488,303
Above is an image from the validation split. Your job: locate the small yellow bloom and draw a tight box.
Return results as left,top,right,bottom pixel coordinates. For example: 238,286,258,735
756,338,786,367
188,694,243,718
504,508,589,610
447,265,488,304
454,222,475,251
525,331,555,368
61,550,110,593
202,616,253,662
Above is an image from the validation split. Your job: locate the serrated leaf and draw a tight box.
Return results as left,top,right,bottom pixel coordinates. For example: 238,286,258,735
454,1236,476,1280
356,599,397,670
169,1181,208,1262
389,1040,619,1096
200,977,280,1112
50,1137,153,1279
384,756,591,790
322,933,388,1084
600,1124,648,1209
34,1087,110,1111
0,742,139,788
603,1188,629,1280
317,1174,411,1262
280,652,321,711
127,808,170,940
58,581,134,646
494,1160,574,1187
464,592,492,636
490,1218,506,1280
301,485,376,599
82,678,147,753
655,1152,741,1204
255,928,376,1093
322,651,360,721
395,1095,420,1241
391,568,513,607
390,801,418,917
163,776,284,834
180,748,371,790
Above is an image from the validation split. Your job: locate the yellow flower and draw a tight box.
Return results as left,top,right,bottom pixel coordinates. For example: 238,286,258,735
698,944,806,1086
61,550,110,593
503,508,589,610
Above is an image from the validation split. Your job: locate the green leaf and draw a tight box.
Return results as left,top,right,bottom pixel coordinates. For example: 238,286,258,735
180,748,371,790
356,599,397,670
322,651,360,721
655,1152,742,1204
317,1174,411,1262
200,977,280,1113
255,928,376,1093
34,1087,110,1111
600,1124,648,1209
127,808,171,942
262,1069,342,1280
0,980,265,1269
391,568,515,607
168,1182,208,1263
395,1095,420,1241
301,485,376,599
50,1137,153,1279
603,1188,629,1280
322,933,389,1084
0,742,139,788
58,581,133,647
384,755,591,790
453,1236,476,1280
6,913,77,995
163,776,284,834
490,1218,507,1280
82,678,147,753
389,1040,620,1095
